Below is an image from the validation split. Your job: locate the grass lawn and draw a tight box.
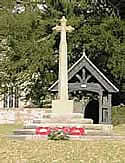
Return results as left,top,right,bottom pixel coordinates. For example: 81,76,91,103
113,124,125,136
0,124,125,162
0,123,23,135
0,138,125,163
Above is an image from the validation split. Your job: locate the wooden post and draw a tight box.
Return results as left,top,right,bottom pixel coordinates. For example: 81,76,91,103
108,93,112,124
99,92,103,124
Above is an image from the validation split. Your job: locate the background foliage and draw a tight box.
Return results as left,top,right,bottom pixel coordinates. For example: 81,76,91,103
0,0,125,106
112,106,125,126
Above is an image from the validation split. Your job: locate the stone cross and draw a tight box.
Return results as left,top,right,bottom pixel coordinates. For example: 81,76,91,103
53,16,74,100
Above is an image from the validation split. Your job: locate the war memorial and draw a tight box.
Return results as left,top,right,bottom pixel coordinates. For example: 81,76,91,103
5,16,119,139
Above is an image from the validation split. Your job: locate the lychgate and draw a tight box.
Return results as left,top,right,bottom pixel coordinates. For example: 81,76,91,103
49,51,119,124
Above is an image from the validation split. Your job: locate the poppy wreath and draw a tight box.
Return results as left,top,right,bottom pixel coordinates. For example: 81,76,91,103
62,127,71,134
48,130,69,140
36,127,51,135
69,127,85,136
35,127,85,136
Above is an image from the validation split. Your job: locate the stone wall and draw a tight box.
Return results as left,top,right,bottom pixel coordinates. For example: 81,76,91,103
0,104,84,124
0,102,84,124
0,108,51,124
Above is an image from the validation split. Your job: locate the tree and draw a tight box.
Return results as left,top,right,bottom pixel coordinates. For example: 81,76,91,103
0,2,57,106
109,0,125,19
0,0,125,105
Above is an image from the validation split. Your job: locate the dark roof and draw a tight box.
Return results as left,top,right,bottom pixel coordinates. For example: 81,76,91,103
49,53,119,93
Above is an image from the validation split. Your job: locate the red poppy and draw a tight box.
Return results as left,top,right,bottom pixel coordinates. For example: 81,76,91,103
36,126,85,136
36,127,51,135
69,127,85,136
62,127,71,133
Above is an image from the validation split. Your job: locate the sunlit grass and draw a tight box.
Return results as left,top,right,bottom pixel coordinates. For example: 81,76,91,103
0,123,23,135
113,124,125,136
0,123,125,162
0,137,125,162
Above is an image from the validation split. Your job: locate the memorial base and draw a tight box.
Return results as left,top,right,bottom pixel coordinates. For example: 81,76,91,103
52,100,74,114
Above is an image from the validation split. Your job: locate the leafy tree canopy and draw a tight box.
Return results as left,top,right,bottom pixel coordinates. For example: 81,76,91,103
0,0,125,105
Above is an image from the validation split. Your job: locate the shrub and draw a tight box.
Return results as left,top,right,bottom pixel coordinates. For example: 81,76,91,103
112,106,125,126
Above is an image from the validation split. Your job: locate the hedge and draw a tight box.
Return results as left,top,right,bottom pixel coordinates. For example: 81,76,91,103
112,106,125,126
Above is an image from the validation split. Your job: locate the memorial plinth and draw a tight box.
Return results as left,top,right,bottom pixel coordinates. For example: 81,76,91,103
52,100,74,114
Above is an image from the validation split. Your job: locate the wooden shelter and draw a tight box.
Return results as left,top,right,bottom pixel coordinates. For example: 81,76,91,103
49,53,119,124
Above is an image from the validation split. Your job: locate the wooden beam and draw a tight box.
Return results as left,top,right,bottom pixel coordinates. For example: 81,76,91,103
76,74,83,83
82,68,86,81
108,94,112,124
99,93,103,124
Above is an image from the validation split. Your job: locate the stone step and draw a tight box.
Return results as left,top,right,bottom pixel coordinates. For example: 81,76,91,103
13,124,113,136
25,124,112,135
8,134,125,141
14,129,35,135
8,135,29,140
86,130,109,136
13,128,108,136
32,118,93,124
42,113,84,119
8,134,47,140
24,123,110,130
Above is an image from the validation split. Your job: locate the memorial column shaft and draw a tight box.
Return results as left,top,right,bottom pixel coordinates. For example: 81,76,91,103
58,26,68,100
52,16,74,114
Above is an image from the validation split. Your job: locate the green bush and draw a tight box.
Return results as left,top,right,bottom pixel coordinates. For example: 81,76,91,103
112,106,125,126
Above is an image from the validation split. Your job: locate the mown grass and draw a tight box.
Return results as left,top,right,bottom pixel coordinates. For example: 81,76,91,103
113,124,125,136
0,123,23,135
0,137,125,162
0,123,125,162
